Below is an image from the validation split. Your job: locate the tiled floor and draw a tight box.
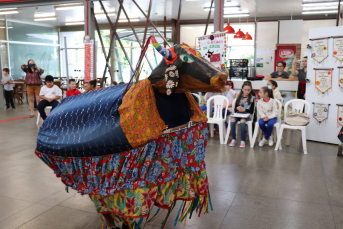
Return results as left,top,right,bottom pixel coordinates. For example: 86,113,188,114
1,104,343,229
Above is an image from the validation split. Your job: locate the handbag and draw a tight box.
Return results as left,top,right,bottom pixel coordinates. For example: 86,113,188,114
285,111,310,126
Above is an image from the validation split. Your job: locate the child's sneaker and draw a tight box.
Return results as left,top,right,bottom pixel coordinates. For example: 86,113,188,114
268,138,274,146
240,141,246,148
229,139,236,147
259,138,268,147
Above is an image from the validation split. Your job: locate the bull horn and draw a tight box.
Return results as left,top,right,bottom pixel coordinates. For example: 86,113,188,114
150,36,173,61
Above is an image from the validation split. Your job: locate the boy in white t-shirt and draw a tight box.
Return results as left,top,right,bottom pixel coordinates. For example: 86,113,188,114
37,75,62,120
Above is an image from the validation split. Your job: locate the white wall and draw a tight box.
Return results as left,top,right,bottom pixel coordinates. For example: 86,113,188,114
255,21,278,76
301,20,336,58
279,20,303,44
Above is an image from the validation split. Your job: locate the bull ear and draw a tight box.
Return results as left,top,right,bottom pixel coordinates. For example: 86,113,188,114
150,36,174,61
165,65,179,95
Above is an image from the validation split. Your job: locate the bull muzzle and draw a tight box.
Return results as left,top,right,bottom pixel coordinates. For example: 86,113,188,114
210,71,228,92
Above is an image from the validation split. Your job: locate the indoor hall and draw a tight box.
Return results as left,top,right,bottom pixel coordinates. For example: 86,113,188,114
0,0,343,229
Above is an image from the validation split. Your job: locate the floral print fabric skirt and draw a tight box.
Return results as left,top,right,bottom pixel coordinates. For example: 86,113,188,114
35,123,211,222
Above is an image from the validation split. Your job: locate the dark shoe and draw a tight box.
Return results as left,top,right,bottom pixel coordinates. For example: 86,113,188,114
338,145,343,157
30,115,34,118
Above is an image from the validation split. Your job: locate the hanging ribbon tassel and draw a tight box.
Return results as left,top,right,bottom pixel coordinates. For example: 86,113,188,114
174,201,184,226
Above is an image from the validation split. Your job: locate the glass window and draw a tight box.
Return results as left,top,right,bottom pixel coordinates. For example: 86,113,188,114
9,43,60,79
7,21,58,44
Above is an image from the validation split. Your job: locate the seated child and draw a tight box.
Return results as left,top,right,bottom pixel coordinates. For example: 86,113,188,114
111,81,118,86
66,79,81,97
229,81,255,148
257,86,278,147
37,75,62,120
84,80,97,92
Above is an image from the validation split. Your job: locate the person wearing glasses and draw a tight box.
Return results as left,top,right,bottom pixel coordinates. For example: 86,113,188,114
291,56,308,99
265,61,294,81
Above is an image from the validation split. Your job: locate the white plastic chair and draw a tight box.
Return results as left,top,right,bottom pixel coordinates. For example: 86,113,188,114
274,99,311,154
207,95,229,144
251,99,282,148
36,106,52,124
191,93,201,106
224,98,253,146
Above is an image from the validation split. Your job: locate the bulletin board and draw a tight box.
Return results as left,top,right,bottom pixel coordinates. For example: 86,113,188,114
306,26,343,145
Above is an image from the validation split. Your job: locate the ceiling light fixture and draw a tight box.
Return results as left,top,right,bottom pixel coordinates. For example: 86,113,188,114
224,13,249,17
242,32,252,40
303,6,338,10
224,22,235,34
55,3,84,11
302,2,339,7
233,28,244,38
34,17,57,21
118,18,140,22
95,12,116,17
204,6,240,11
65,21,85,25
0,8,19,15
302,10,337,14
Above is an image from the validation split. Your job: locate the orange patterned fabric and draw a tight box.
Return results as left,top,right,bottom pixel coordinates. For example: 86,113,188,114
119,79,167,148
185,92,208,123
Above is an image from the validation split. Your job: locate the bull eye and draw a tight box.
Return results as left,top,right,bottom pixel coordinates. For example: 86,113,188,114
179,54,194,63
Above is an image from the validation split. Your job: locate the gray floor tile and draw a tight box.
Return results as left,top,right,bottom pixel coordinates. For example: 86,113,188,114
332,205,343,229
326,175,343,207
220,193,335,229
0,204,52,229
0,196,34,222
238,167,330,205
58,194,99,214
17,206,101,229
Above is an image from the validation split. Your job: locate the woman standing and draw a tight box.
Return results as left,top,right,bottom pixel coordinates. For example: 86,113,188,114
291,56,307,99
21,59,44,117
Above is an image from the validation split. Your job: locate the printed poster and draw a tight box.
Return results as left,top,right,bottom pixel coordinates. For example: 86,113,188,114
274,45,297,73
198,32,227,68
313,103,329,124
333,36,343,63
311,38,329,64
315,68,333,95
337,105,343,127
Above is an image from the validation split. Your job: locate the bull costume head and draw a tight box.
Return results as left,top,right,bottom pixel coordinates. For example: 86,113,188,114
149,36,227,95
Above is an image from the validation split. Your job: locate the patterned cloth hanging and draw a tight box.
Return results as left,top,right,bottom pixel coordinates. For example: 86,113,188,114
314,68,333,96
313,102,330,125
332,36,343,64
310,37,329,64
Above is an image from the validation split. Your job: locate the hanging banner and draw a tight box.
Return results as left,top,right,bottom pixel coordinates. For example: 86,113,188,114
84,39,94,82
197,32,227,68
310,37,329,64
337,104,343,127
314,68,333,95
313,103,330,125
338,66,343,91
332,36,343,63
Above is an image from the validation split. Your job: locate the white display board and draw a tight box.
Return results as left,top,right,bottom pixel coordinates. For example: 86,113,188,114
306,26,343,145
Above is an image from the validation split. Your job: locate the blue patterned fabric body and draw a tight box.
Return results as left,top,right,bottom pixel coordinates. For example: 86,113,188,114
36,84,133,157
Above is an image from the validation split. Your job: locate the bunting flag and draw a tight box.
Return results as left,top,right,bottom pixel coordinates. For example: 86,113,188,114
314,68,333,95
332,36,343,63
338,66,343,91
310,37,329,64
313,103,330,125
337,104,343,127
